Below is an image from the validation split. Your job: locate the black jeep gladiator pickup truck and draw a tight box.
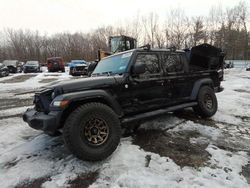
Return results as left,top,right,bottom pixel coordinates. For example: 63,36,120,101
23,43,224,161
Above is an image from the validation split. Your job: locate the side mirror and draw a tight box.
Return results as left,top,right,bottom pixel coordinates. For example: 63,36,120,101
132,64,146,75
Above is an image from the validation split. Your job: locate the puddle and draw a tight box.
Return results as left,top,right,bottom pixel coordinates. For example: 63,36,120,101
68,171,99,188
15,176,51,188
133,129,210,168
174,110,219,128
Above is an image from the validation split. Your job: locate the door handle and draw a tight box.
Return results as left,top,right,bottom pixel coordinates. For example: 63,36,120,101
156,80,164,86
156,80,164,83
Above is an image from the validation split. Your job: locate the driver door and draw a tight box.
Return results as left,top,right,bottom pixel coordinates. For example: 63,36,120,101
127,52,167,114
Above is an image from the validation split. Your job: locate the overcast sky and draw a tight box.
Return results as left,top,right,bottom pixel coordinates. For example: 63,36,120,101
0,0,247,34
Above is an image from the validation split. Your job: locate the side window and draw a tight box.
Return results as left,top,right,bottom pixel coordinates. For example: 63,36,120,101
162,53,184,73
135,54,160,78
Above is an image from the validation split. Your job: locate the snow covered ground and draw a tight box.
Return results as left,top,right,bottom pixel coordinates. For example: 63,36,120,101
0,69,249,188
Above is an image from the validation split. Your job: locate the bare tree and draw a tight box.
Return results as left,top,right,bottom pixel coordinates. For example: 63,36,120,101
166,8,190,48
191,17,206,46
0,1,249,62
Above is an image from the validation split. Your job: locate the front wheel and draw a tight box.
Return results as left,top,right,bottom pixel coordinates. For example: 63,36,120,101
193,86,218,118
63,102,121,161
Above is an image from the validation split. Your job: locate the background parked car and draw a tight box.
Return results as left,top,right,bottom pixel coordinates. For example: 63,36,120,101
23,61,41,73
246,65,250,71
87,61,98,76
2,60,23,73
69,60,88,76
0,63,9,77
47,57,65,72
224,61,234,69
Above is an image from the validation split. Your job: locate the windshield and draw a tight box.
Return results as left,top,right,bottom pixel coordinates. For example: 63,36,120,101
111,37,124,53
2,60,17,66
26,61,39,65
71,60,86,64
93,51,133,75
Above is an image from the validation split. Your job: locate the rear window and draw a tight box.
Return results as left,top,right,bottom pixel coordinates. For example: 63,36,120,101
47,59,62,63
162,53,184,73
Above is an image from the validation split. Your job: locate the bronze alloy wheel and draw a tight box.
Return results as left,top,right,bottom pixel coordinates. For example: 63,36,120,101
63,103,121,161
204,94,213,110
83,118,109,146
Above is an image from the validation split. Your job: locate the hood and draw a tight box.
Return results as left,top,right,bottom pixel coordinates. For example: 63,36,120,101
47,76,123,93
24,64,38,67
69,62,86,68
75,64,87,67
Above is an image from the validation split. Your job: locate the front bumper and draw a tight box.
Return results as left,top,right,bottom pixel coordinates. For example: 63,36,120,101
24,68,38,73
70,68,87,76
23,108,62,135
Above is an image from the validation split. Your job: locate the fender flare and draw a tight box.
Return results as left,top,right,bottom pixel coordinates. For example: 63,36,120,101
52,89,123,116
190,78,213,100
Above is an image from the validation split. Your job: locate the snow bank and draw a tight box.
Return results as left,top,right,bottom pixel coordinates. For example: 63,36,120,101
90,139,249,188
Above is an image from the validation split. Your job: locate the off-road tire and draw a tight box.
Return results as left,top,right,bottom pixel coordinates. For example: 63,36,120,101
63,102,121,161
193,86,218,118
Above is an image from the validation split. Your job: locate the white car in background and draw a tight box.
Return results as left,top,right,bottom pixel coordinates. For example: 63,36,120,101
2,60,23,73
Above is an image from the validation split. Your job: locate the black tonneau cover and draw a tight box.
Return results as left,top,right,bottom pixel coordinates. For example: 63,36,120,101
186,43,225,70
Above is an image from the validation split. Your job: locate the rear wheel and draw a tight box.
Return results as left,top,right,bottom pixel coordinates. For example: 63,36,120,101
63,102,121,161
193,86,218,118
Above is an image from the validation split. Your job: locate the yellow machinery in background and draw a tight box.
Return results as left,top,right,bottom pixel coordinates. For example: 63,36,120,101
98,35,137,61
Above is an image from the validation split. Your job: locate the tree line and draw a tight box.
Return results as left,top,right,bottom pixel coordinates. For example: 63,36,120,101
0,1,249,63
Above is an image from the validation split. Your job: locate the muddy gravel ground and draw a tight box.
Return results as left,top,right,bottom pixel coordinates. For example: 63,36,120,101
38,78,58,83
0,75,37,83
0,98,33,111
0,70,249,188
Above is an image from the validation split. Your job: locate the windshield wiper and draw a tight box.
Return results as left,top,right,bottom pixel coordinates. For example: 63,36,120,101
91,73,101,77
91,71,112,77
92,71,123,77
101,71,113,76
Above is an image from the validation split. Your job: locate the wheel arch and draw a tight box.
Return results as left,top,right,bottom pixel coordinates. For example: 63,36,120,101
57,90,123,128
190,78,214,100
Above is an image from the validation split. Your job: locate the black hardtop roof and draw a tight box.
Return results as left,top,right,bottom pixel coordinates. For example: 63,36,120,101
102,48,185,59
134,48,185,53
